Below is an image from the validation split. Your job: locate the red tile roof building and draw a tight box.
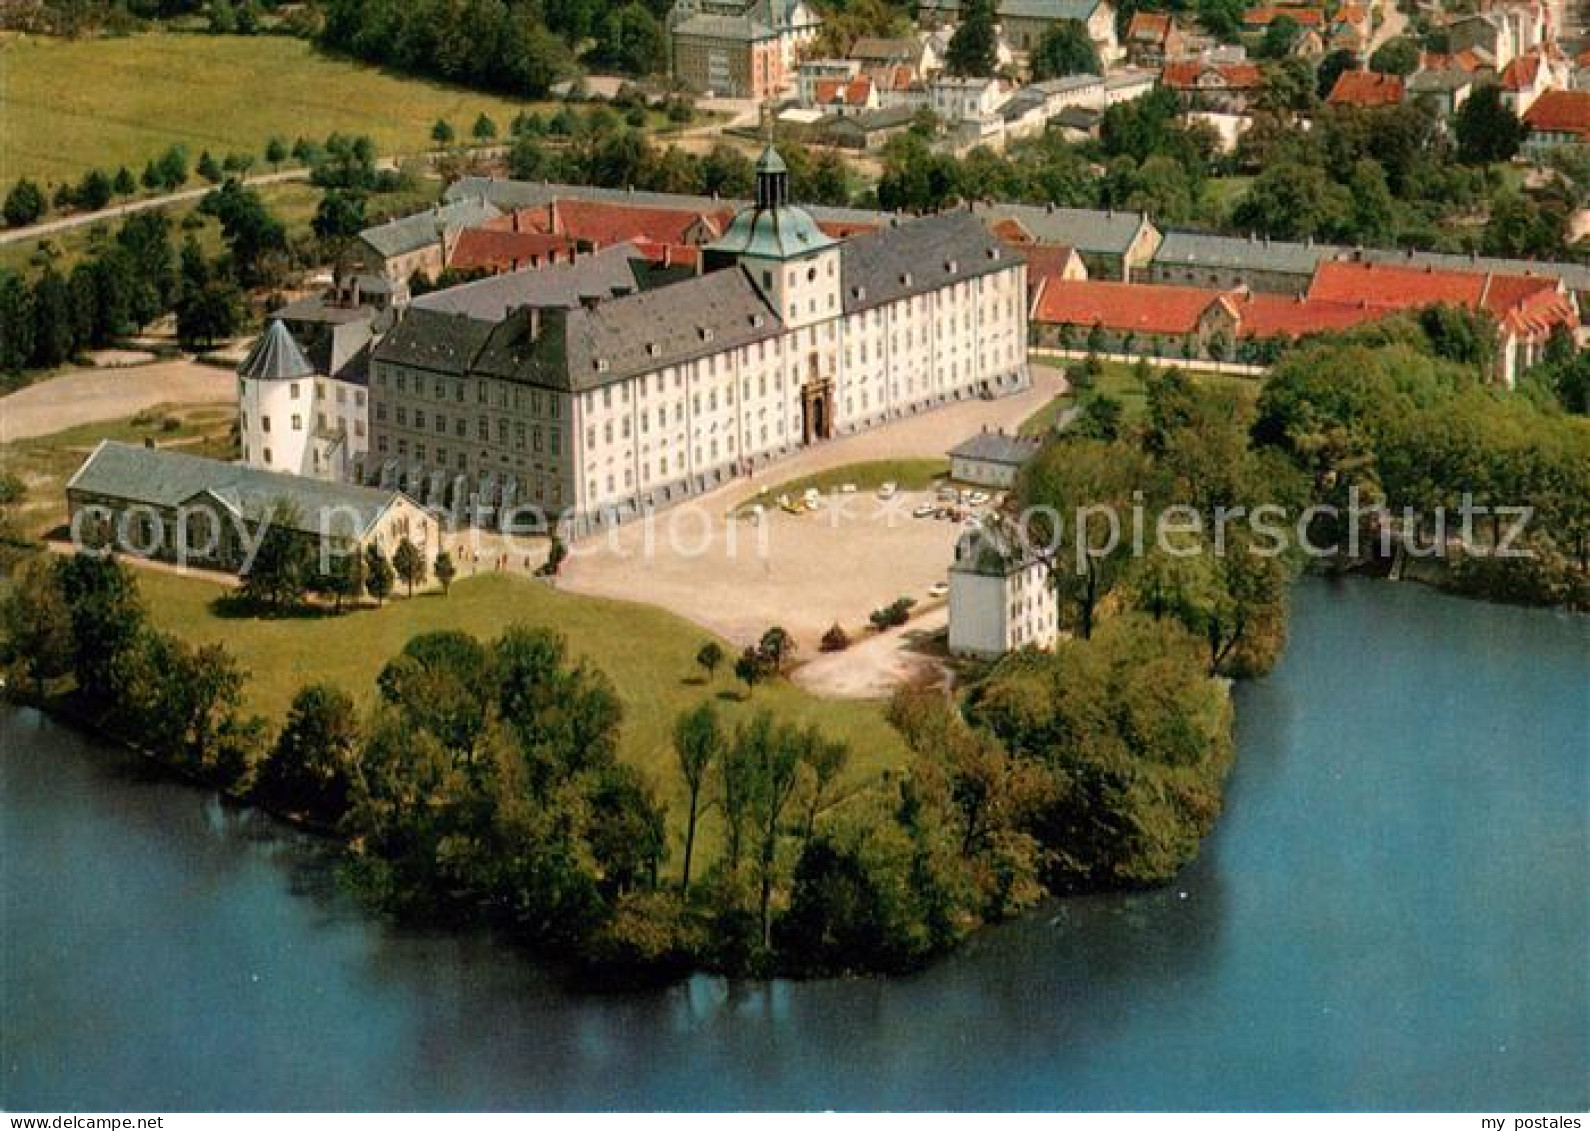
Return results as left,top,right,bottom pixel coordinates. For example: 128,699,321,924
1326,69,1406,107
448,228,579,274
1522,89,1590,145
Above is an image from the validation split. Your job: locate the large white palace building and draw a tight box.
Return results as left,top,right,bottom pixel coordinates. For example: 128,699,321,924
247,148,1029,530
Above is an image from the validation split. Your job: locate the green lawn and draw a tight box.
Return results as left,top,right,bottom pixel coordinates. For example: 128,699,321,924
2,403,237,539
735,458,949,510
0,175,441,278
1,31,557,186
1020,359,1262,435
136,569,911,850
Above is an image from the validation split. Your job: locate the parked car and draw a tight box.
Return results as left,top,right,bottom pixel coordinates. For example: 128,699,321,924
913,503,935,518
929,581,949,598
877,481,898,500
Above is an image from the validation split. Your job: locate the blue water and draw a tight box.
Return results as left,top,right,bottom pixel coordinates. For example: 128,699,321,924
2,579,1586,1111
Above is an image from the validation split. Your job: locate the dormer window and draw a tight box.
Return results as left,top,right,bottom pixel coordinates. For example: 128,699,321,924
699,327,714,342
647,342,661,358
853,285,866,301
945,259,958,274
900,272,912,286
594,358,610,373
749,313,764,328
987,247,1001,260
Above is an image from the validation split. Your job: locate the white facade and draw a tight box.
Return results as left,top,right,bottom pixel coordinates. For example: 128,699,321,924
571,254,1028,518
948,532,1058,658
239,372,369,482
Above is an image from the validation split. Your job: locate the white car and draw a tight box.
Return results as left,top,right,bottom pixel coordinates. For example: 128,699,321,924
877,481,898,499
912,503,936,518
929,581,949,598
840,483,857,494
968,491,991,506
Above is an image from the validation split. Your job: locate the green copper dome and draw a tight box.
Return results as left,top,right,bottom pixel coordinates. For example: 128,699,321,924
705,144,836,261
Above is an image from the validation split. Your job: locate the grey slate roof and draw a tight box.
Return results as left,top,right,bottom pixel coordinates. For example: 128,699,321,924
1153,230,1590,294
473,266,782,393
840,210,1021,314
918,0,1105,19
849,36,922,61
948,430,1041,466
359,198,501,259
409,244,641,321
972,202,1151,256
1154,229,1343,276
237,320,314,382
673,11,773,39
375,309,500,376
67,441,413,539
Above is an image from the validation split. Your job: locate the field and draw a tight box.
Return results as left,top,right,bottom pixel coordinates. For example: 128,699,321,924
1020,358,1262,434
1,32,557,186
135,568,912,855
1,401,236,538
0,177,439,277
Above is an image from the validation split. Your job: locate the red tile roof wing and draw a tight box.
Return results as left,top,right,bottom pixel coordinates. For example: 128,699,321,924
1161,61,1264,90
1523,89,1590,135
449,228,577,272
1019,244,1081,284
1244,6,1325,26
547,199,737,247
1501,52,1542,90
1127,11,1173,40
1326,70,1406,106
1032,279,1223,335
1229,292,1380,338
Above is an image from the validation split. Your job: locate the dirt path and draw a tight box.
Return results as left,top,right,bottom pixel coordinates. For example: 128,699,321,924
792,607,951,699
0,358,235,443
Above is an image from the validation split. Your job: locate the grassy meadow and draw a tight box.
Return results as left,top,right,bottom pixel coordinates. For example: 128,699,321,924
136,568,912,857
1,31,554,187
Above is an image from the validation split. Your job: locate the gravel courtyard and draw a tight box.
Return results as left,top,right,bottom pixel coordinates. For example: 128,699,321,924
557,363,1066,688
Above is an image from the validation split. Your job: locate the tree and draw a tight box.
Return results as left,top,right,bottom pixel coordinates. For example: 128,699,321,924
31,268,76,368
695,640,724,681
1315,49,1358,102
112,166,137,197
392,536,427,596
1017,438,1151,638
197,149,224,184
1029,20,1099,80
265,136,288,168
1455,84,1527,165
1231,160,1350,241
758,626,795,674
431,119,456,147
240,501,314,612
0,271,36,374
0,555,73,696
57,553,147,707
673,702,724,895
312,188,367,244
472,113,498,141
253,683,361,823
434,549,457,595
1255,14,1302,60
733,646,767,698
322,545,366,613
945,0,998,77
175,280,242,350
364,544,396,605
1369,36,1421,76
592,3,668,76
198,181,287,285
4,179,46,228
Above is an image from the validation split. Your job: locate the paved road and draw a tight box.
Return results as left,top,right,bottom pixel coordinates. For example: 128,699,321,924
1369,0,1409,52
0,168,313,246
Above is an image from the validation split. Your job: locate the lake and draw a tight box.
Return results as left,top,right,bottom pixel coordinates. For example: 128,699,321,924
2,578,1586,1111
